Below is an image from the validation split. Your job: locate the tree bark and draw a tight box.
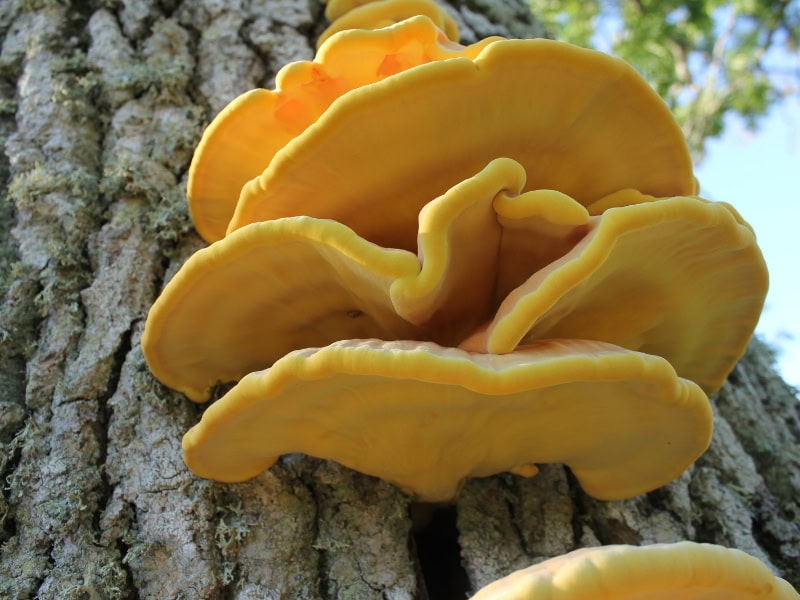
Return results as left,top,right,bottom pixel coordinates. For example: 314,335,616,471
0,1,796,598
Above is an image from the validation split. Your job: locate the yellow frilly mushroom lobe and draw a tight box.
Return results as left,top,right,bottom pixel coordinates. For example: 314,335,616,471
144,157,766,403
181,339,712,503
188,16,498,242
143,158,592,401
228,38,695,250
470,542,799,599
461,195,769,394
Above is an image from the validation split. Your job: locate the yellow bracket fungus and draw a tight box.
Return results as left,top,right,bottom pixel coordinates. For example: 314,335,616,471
318,0,460,48
182,339,712,503
188,16,498,242
141,0,770,506
460,195,768,394
471,542,799,599
144,159,590,401
144,159,765,402
228,38,694,249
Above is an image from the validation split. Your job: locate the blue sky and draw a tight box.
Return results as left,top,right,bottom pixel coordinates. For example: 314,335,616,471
695,95,800,388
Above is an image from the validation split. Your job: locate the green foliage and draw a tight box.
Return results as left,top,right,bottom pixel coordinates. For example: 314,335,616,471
529,0,800,159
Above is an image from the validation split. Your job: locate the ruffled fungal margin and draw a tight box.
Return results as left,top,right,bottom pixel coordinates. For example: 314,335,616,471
187,16,498,242
318,0,460,48
143,158,591,401
461,194,769,394
142,158,765,403
181,339,712,503
227,38,695,249
470,542,799,599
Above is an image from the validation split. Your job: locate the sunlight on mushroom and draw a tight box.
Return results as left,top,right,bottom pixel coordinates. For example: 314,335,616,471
460,195,768,394
141,4,770,509
144,159,590,401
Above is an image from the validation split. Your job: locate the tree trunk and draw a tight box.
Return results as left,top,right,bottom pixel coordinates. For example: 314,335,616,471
0,1,796,598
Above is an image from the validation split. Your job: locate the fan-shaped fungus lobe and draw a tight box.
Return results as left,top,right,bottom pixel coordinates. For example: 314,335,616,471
188,17,498,242
318,0,460,48
143,159,591,401
227,38,695,250
461,195,769,394
182,339,712,502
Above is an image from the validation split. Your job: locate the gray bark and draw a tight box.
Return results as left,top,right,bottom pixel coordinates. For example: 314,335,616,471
0,1,796,598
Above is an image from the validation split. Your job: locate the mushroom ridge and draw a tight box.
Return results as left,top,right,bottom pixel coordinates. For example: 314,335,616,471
318,0,460,48
460,195,769,394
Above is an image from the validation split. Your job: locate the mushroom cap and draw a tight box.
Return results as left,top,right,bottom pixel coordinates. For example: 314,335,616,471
182,339,712,502
318,0,460,48
144,158,589,402
471,542,799,599
460,195,768,394
187,16,498,242
228,38,694,250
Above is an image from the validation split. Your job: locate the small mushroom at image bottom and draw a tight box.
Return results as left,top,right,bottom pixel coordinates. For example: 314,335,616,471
181,338,712,503
470,542,799,599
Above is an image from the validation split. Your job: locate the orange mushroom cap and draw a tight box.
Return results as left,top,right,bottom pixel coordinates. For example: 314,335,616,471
187,17,497,242
228,38,694,250
317,0,460,48
460,195,768,394
144,158,589,401
471,542,799,599
182,339,712,502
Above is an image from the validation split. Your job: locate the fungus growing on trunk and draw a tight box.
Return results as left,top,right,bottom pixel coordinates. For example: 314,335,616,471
144,158,593,401
227,38,695,249
187,16,498,242
470,542,799,599
181,339,712,502
144,159,765,404
141,7,768,505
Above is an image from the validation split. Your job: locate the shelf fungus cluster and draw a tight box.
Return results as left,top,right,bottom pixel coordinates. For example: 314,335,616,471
142,1,769,506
